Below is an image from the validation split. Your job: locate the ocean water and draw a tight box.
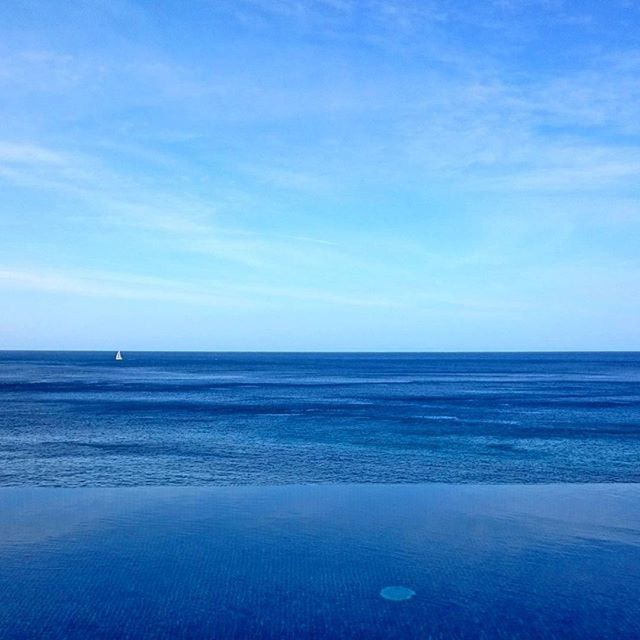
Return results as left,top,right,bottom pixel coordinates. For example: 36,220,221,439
1,484,640,639
1,351,639,486
2,352,640,638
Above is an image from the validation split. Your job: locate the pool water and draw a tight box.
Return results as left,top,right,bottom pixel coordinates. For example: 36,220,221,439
1,483,639,639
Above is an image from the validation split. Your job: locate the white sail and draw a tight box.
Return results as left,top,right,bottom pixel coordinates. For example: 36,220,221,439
115,350,123,361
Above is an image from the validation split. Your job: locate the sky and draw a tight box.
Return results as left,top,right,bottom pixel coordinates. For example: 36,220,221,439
0,0,639,351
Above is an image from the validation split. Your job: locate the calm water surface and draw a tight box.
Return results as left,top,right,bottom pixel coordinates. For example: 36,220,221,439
1,484,639,639
1,351,639,485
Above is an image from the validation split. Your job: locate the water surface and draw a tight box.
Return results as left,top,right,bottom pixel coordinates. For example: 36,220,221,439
1,483,639,639
1,351,639,485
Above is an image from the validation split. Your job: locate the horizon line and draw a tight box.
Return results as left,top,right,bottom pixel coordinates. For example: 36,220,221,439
1,349,639,355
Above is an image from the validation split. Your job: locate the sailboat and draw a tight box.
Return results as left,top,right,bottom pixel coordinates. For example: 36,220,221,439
115,350,123,361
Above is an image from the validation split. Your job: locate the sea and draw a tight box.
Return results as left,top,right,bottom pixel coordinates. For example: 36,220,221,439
1,351,639,486
1,351,640,638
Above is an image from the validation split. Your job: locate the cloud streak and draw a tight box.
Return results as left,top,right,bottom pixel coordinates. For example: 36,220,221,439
0,266,401,309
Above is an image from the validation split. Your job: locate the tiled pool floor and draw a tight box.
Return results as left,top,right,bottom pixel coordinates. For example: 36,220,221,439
1,484,639,639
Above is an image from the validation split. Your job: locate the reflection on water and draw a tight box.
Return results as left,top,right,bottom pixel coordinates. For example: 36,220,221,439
1,484,639,639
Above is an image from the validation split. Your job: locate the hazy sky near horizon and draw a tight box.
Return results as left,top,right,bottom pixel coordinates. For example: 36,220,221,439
1,0,639,350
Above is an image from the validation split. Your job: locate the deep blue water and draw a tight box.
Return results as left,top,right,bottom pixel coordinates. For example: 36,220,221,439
1,351,640,485
1,484,639,639
2,352,640,638
0,352,640,486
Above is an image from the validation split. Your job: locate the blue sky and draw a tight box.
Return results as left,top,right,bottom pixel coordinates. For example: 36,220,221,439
0,0,639,350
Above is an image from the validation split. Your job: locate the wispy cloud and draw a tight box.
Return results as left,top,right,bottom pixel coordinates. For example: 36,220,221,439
0,265,399,309
0,142,67,165
0,138,346,270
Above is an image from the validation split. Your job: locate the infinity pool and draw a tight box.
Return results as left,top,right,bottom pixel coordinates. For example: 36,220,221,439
1,484,639,638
